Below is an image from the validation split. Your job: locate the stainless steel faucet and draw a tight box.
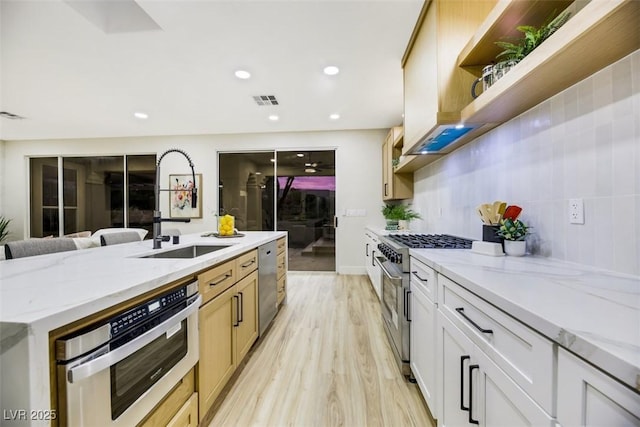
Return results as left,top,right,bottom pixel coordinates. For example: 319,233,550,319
153,149,198,249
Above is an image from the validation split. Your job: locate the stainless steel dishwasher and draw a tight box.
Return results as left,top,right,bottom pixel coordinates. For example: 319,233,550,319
258,240,278,336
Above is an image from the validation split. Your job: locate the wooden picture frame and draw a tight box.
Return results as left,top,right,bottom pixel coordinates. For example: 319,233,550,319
169,173,202,218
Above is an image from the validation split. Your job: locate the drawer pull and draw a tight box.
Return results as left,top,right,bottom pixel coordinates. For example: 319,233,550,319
209,272,232,287
455,307,493,334
411,271,429,282
240,259,256,268
469,364,479,424
460,355,470,411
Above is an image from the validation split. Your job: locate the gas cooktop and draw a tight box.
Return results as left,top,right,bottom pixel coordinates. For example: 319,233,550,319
387,234,473,249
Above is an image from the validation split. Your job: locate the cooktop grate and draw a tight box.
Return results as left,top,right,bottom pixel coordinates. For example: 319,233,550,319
387,234,473,249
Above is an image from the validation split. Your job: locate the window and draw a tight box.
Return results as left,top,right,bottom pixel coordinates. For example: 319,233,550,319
29,155,156,237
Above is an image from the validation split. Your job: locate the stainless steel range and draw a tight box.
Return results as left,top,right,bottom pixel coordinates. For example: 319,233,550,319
375,234,473,377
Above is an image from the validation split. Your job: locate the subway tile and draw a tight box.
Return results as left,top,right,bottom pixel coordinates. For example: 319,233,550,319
592,64,613,110
612,114,636,196
577,77,594,116
612,55,632,103
594,123,613,197
612,195,638,275
592,197,615,272
631,50,640,93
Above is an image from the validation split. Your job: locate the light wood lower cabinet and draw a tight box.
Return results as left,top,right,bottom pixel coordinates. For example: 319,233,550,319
138,369,195,427
198,284,237,420
166,393,198,427
276,236,287,305
235,271,259,363
277,275,286,305
198,270,259,421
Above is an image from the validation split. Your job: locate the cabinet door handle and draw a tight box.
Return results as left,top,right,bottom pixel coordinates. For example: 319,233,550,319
238,291,244,323
371,250,376,266
469,364,479,425
456,307,493,334
240,259,256,268
384,183,388,196
209,272,232,287
460,355,470,411
404,289,412,321
366,243,369,257
411,271,429,282
233,295,240,327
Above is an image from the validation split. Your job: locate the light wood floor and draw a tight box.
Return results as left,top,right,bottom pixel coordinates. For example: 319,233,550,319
208,272,434,427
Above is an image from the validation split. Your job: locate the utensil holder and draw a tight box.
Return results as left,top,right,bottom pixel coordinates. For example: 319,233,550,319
482,225,503,245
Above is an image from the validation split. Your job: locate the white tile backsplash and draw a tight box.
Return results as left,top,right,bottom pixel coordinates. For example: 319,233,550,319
410,50,640,276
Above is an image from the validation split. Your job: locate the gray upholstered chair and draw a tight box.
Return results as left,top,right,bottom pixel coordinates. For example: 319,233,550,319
4,238,77,259
100,231,143,246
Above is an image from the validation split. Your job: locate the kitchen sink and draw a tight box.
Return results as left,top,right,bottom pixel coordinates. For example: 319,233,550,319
138,245,231,259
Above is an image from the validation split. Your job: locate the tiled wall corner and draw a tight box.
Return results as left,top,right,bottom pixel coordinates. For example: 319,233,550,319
411,50,640,276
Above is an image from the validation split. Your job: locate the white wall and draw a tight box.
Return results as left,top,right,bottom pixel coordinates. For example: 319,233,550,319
0,140,5,215
409,50,640,276
2,129,385,274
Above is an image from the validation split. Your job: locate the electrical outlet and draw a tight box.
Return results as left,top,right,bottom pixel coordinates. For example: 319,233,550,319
569,198,584,224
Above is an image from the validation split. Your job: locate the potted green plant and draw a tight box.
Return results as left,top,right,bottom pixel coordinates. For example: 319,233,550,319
496,218,529,256
494,11,570,74
0,216,10,244
382,204,421,231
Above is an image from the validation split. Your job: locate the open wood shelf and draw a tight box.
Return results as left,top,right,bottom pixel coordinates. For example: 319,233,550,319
395,0,639,174
461,0,640,124
457,0,574,68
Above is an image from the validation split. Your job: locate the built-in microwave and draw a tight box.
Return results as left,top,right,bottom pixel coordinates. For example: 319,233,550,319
55,281,201,426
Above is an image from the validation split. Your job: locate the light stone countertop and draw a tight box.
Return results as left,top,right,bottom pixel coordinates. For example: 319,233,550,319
409,249,640,393
0,231,286,425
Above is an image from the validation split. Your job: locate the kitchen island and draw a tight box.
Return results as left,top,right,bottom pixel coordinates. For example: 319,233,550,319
0,231,286,426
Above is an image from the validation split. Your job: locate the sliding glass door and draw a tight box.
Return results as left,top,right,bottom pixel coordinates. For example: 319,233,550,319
218,150,336,272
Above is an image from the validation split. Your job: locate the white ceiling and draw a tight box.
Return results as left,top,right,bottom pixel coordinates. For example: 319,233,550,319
0,0,422,141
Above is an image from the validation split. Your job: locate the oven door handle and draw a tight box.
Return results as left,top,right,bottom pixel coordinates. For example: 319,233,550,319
374,256,403,284
66,294,202,384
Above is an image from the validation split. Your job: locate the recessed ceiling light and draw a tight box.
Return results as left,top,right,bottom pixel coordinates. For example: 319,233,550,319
296,153,304,157
270,158,276,162
268,115,279,121
133,112,148,119
255,172,262,175
305,167,317,173
329,113,340,120
323,66,339,76
235,70,251,79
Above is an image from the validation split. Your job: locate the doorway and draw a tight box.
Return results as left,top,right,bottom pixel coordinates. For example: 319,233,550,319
276,150,335,272
217,150,335,272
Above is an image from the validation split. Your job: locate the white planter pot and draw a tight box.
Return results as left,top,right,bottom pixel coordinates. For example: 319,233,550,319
504,240,526,256
398,220,409,231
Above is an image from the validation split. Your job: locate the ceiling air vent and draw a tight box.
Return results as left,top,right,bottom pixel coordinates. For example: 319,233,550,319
0,111,26,120
252,95,279,106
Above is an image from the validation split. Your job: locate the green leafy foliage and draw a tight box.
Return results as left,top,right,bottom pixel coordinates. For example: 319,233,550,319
496,218,529,241
381,204,422,221
0,216,11,243
495,11,571,65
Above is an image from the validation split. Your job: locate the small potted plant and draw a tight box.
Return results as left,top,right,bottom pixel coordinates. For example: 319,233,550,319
382,204,421,231
496,218,529,256
493,11,571,80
